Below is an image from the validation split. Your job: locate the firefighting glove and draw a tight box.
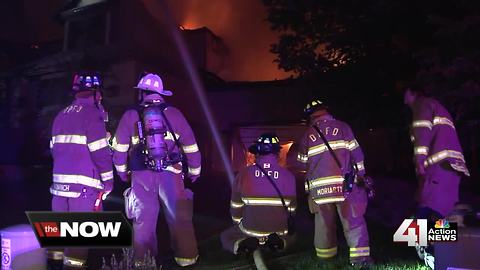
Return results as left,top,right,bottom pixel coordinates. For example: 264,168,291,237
102,180,114,200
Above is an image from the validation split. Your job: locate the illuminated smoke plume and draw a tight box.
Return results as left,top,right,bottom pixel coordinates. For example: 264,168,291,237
166,0,291,81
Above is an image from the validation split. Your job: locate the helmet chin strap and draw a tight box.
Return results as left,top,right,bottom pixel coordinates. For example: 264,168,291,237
141,92,164,105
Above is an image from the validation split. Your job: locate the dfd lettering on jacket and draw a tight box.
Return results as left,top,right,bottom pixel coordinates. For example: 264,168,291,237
309,126,339,142
254,163,280,179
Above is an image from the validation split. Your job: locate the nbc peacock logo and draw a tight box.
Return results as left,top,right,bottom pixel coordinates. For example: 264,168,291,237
434,219,450,229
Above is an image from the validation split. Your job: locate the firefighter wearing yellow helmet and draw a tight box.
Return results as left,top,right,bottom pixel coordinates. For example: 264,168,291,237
298,99,373,268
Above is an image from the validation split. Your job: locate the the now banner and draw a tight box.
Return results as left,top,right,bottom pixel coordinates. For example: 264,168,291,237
26,212,132,248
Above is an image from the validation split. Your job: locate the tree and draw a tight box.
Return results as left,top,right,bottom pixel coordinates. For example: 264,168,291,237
264,0,480,177
262,0,412,76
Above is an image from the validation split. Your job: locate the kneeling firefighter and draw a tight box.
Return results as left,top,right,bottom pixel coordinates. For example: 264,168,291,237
221,133,297,254
112,73,201,267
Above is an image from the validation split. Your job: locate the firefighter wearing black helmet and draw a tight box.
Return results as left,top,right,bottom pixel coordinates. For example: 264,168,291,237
221,133,297,254
298,100,372,268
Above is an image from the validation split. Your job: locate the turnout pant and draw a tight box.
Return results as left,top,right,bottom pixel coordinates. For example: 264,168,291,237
310,186,370,262
419,165,461,217
51,189,99,269
220,225,293,254
128,170,198,267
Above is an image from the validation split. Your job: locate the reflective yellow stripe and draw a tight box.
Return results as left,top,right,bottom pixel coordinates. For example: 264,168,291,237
424,150,465,167
165,166,183,174
188,166,201,176
308,140,348,158
88,138,108,152
238,222,287,237
232,216,242,223
50,188,81,198
348,139,359,151
131,136,140,145
350,247,370,252
350,247,370,258
115,164,128,173
112,137,130,152
165,131,180,141
230,200,244,208
414,146,429,155
433,116,455,129
356,161,365,171
233,238,247,254
51,135,87,145
313,196,345,205
451,163,470,177
182,143,199,154
350,252,370,257
241,197,291,206
297,153,308,163
307,176,344,189
316,247,338,258
100,171,114,181
174,256,198,267
53,174,103,189
412,120,433,129
63,256,86,267
47,250,64,260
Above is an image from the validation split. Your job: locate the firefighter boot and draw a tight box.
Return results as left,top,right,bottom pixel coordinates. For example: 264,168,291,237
237,237,259,255
266,233,285,252
350,257,374,270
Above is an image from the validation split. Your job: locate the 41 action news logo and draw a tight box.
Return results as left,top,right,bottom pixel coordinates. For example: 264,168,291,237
393,218,458,247
26,212,132,248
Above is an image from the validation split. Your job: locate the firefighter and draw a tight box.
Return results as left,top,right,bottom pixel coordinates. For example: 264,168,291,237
404,85,470,267
404,84,470,219
221,133,296,254
49,72,113,269
112,73,201,267
297,99,372,268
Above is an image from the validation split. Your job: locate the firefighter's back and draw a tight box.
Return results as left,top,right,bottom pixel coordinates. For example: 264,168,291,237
306,118,354,177
239,156,296,235
51,100,106,194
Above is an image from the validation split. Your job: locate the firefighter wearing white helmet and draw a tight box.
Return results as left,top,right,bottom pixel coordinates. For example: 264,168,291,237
112,73,201,267
297,99,373,268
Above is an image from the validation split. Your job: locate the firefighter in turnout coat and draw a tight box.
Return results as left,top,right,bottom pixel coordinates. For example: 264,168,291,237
49,72,113,269
404,85,470,219
221,133,296,254
297,100,372,267
112,73,201,267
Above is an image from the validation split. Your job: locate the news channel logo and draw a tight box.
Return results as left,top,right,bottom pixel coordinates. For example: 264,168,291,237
393,219,458,247
26,212,132,248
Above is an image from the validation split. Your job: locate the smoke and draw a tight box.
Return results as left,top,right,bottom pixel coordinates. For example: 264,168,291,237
166,0,291,81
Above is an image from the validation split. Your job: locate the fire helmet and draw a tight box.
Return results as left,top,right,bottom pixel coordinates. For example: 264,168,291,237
135,73,173,96
248,133,281,155
303,99,328,117
72,72,102,93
